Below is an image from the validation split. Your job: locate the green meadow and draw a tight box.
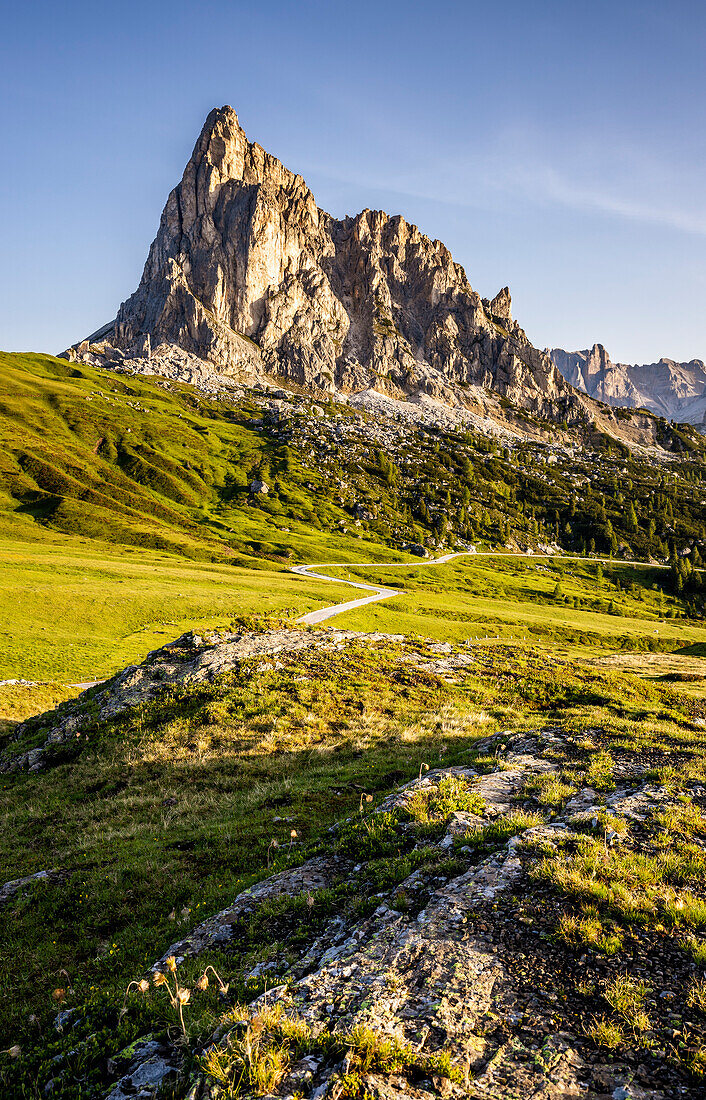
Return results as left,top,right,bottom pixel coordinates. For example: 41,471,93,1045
324,556,706,656
0,532,355,683
6,536,706,694
2,354,706,1095
0,350,416,690
0,350,416,569
1,349,706,694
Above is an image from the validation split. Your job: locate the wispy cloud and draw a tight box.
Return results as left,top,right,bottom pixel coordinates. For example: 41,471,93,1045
513,162,706,237
304,129,706,239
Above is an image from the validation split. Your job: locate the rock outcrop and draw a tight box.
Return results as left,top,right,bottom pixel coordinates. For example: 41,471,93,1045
104,720,684,1100
550,344,706,427
6,624,705,1097
65,107,582,421
1,627,407,774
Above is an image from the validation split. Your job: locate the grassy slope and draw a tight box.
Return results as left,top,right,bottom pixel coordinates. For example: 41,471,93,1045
1,639,705,1094
2,351,706,683
0,351,419,684
1,353,706,1092
1,349,705,737
0,351,415,566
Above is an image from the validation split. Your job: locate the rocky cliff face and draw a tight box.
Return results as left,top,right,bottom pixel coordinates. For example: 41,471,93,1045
66,106,579,420
550,344,706,427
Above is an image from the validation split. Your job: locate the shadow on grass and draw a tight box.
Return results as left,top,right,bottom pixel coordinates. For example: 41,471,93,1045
675,642,706,657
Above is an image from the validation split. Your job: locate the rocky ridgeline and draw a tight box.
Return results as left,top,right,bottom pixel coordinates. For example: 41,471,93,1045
63,106,589,428
101,726,691,1100
59,107,697,457
550,346,706,430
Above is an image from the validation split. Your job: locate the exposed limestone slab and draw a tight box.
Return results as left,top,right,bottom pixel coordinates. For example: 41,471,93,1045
104,731,679,1099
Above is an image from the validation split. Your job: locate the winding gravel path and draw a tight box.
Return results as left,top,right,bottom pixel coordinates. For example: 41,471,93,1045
5,553,673,690
292,551,672,626
292,552,472,625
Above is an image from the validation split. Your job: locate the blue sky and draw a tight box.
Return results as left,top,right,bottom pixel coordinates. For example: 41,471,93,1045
1,0,705,363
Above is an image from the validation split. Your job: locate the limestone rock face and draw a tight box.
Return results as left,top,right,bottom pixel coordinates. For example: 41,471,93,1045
67,106,579,418
550,344,706,426
489,285,512,322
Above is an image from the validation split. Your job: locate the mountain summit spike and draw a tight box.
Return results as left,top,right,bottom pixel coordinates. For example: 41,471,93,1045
66,107,580,421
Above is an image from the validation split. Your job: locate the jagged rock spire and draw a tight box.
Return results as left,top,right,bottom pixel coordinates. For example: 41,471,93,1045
68,107,574,417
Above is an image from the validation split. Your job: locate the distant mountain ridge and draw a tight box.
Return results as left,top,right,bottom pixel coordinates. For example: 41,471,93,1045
549,344,706,428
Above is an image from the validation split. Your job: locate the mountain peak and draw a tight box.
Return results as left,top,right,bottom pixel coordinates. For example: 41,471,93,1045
65,107,580,420
201,103,241,137
550,345,706,426
188,103,249,185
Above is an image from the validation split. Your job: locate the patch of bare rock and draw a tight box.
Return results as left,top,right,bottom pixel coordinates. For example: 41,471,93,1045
104,727,694,1099
0,867,65,907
